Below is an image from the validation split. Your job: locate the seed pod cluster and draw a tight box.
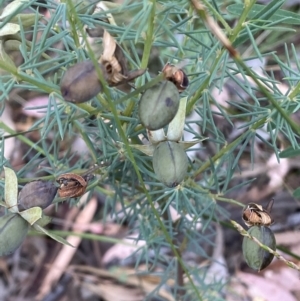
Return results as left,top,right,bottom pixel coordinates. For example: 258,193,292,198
152,141,188,187
0,213,29,256
139,81,180,131
241,200,276,271
60,30,145,103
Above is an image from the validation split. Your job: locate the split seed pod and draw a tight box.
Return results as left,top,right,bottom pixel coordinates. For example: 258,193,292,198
152,141,188,187
242,225,276,271
162,63,189,92
99,30,127,85
18,180,58,210
242,200,274,227
60,60,106,103
139,81,180,131
0,213,29,256
56,173,93,198
98,30,145,87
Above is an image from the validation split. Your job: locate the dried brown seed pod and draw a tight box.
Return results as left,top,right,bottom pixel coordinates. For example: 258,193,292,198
242,225,276,271
56,173,93,198
18,180,58,210
242,199,274,227
60,60,106,103
162,63,189,92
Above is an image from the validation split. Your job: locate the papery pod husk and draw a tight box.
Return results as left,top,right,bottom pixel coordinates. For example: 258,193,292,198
0,23,20,36
0,213,29,256
152,141,188,187
18,180,58,211
139,81,180,131
242,226,276,271
60,60,106,103
56,173,88,198
18,180,58,210
162,63,189,92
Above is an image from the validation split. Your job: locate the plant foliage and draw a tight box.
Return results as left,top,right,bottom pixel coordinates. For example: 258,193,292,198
0,0,300,299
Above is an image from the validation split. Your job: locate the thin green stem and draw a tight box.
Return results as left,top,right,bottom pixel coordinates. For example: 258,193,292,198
232,54,300,134
187,0,257,114
229,0,256,42
214,196,244,207
0,61,59,94
123,0,156,118
30,230,130,245
193,118,267,177
73,120,98,162
140,1,156,70
288,81,300,100
201,0,232,33
0,122,48,158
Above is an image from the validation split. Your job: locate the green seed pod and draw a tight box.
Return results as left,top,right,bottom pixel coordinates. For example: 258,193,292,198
242,226,276,271
60,60,106,103
0,213,29,256
152,141,188,187
10,14,42,28
139,81,180,130
18,181,58,210
3,40,22,52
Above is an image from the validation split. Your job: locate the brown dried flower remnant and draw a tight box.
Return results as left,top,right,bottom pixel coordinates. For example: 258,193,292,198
242,199,274,227
56,173,94,198
162,63,189,92
99,30,127,85
99,30,146,86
